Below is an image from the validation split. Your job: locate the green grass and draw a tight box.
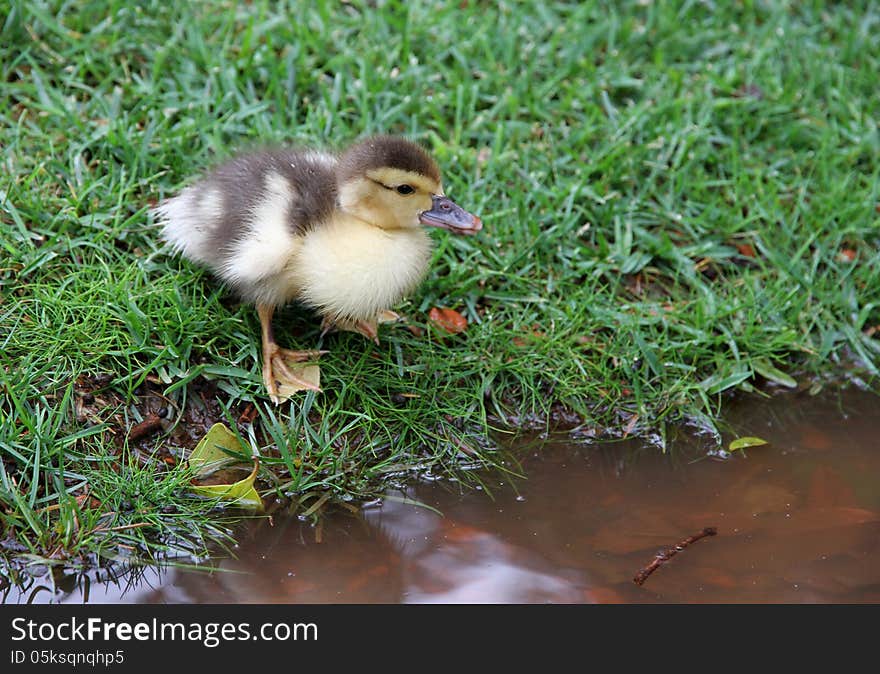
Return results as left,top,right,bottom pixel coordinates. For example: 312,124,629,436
1,0,878,569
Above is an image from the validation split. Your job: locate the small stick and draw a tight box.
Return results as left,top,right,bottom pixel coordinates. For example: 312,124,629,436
127,413,163,442
633,527,717,586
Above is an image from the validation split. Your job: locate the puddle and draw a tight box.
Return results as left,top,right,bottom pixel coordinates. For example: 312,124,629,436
3,389,879,603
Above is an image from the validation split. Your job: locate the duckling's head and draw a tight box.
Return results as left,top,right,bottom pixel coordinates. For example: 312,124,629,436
337,136,482,235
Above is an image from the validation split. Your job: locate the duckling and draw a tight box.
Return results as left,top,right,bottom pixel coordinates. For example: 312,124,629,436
153,135,482,403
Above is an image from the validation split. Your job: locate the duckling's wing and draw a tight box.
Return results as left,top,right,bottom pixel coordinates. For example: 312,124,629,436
153,149,338,301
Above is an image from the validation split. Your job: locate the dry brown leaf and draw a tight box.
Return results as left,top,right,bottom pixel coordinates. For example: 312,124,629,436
428,307,468,334
736,242,757,258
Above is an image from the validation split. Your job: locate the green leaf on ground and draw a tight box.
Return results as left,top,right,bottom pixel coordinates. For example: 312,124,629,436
189,423,263,511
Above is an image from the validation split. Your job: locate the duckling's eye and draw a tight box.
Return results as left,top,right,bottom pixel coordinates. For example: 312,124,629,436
396,184,415,195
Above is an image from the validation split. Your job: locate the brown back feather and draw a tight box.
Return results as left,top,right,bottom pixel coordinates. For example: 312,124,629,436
202,148,338,254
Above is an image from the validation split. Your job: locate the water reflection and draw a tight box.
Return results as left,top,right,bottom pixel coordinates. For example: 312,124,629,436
365,493,587,603
4,388,879,603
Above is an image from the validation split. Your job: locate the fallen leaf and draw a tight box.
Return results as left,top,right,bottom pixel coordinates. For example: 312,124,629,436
276,364,321,400
622,413,639,438
729,436,769,451
189,423,263,511
238,403,257,424
736,243,756,258
429,307,468,334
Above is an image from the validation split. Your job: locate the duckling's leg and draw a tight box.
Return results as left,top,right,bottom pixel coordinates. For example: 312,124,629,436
257,304,325,404
320,310,401,344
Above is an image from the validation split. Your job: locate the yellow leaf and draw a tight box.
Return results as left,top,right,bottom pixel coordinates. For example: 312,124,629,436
189,423,263,511
729,436,769,451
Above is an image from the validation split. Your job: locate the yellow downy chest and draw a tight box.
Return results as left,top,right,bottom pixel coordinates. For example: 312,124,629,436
291,217,433,321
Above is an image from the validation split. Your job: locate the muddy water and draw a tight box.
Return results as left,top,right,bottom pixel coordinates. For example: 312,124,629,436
5,389,880,603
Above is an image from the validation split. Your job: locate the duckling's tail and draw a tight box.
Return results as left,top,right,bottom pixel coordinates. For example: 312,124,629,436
151,185,226,266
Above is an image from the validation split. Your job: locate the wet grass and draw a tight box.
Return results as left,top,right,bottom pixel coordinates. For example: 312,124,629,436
1,1,879,569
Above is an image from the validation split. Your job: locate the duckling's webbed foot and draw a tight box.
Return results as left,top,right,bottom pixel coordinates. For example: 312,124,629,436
321,316,380,344
258,304,324,404
264,345,324,403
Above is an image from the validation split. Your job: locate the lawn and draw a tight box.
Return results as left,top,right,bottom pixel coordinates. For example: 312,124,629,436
1,0,878,571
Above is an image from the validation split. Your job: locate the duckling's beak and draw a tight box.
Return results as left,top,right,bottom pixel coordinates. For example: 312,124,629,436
419,195,482,235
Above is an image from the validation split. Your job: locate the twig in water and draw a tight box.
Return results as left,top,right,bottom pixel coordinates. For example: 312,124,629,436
633,527,717,586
